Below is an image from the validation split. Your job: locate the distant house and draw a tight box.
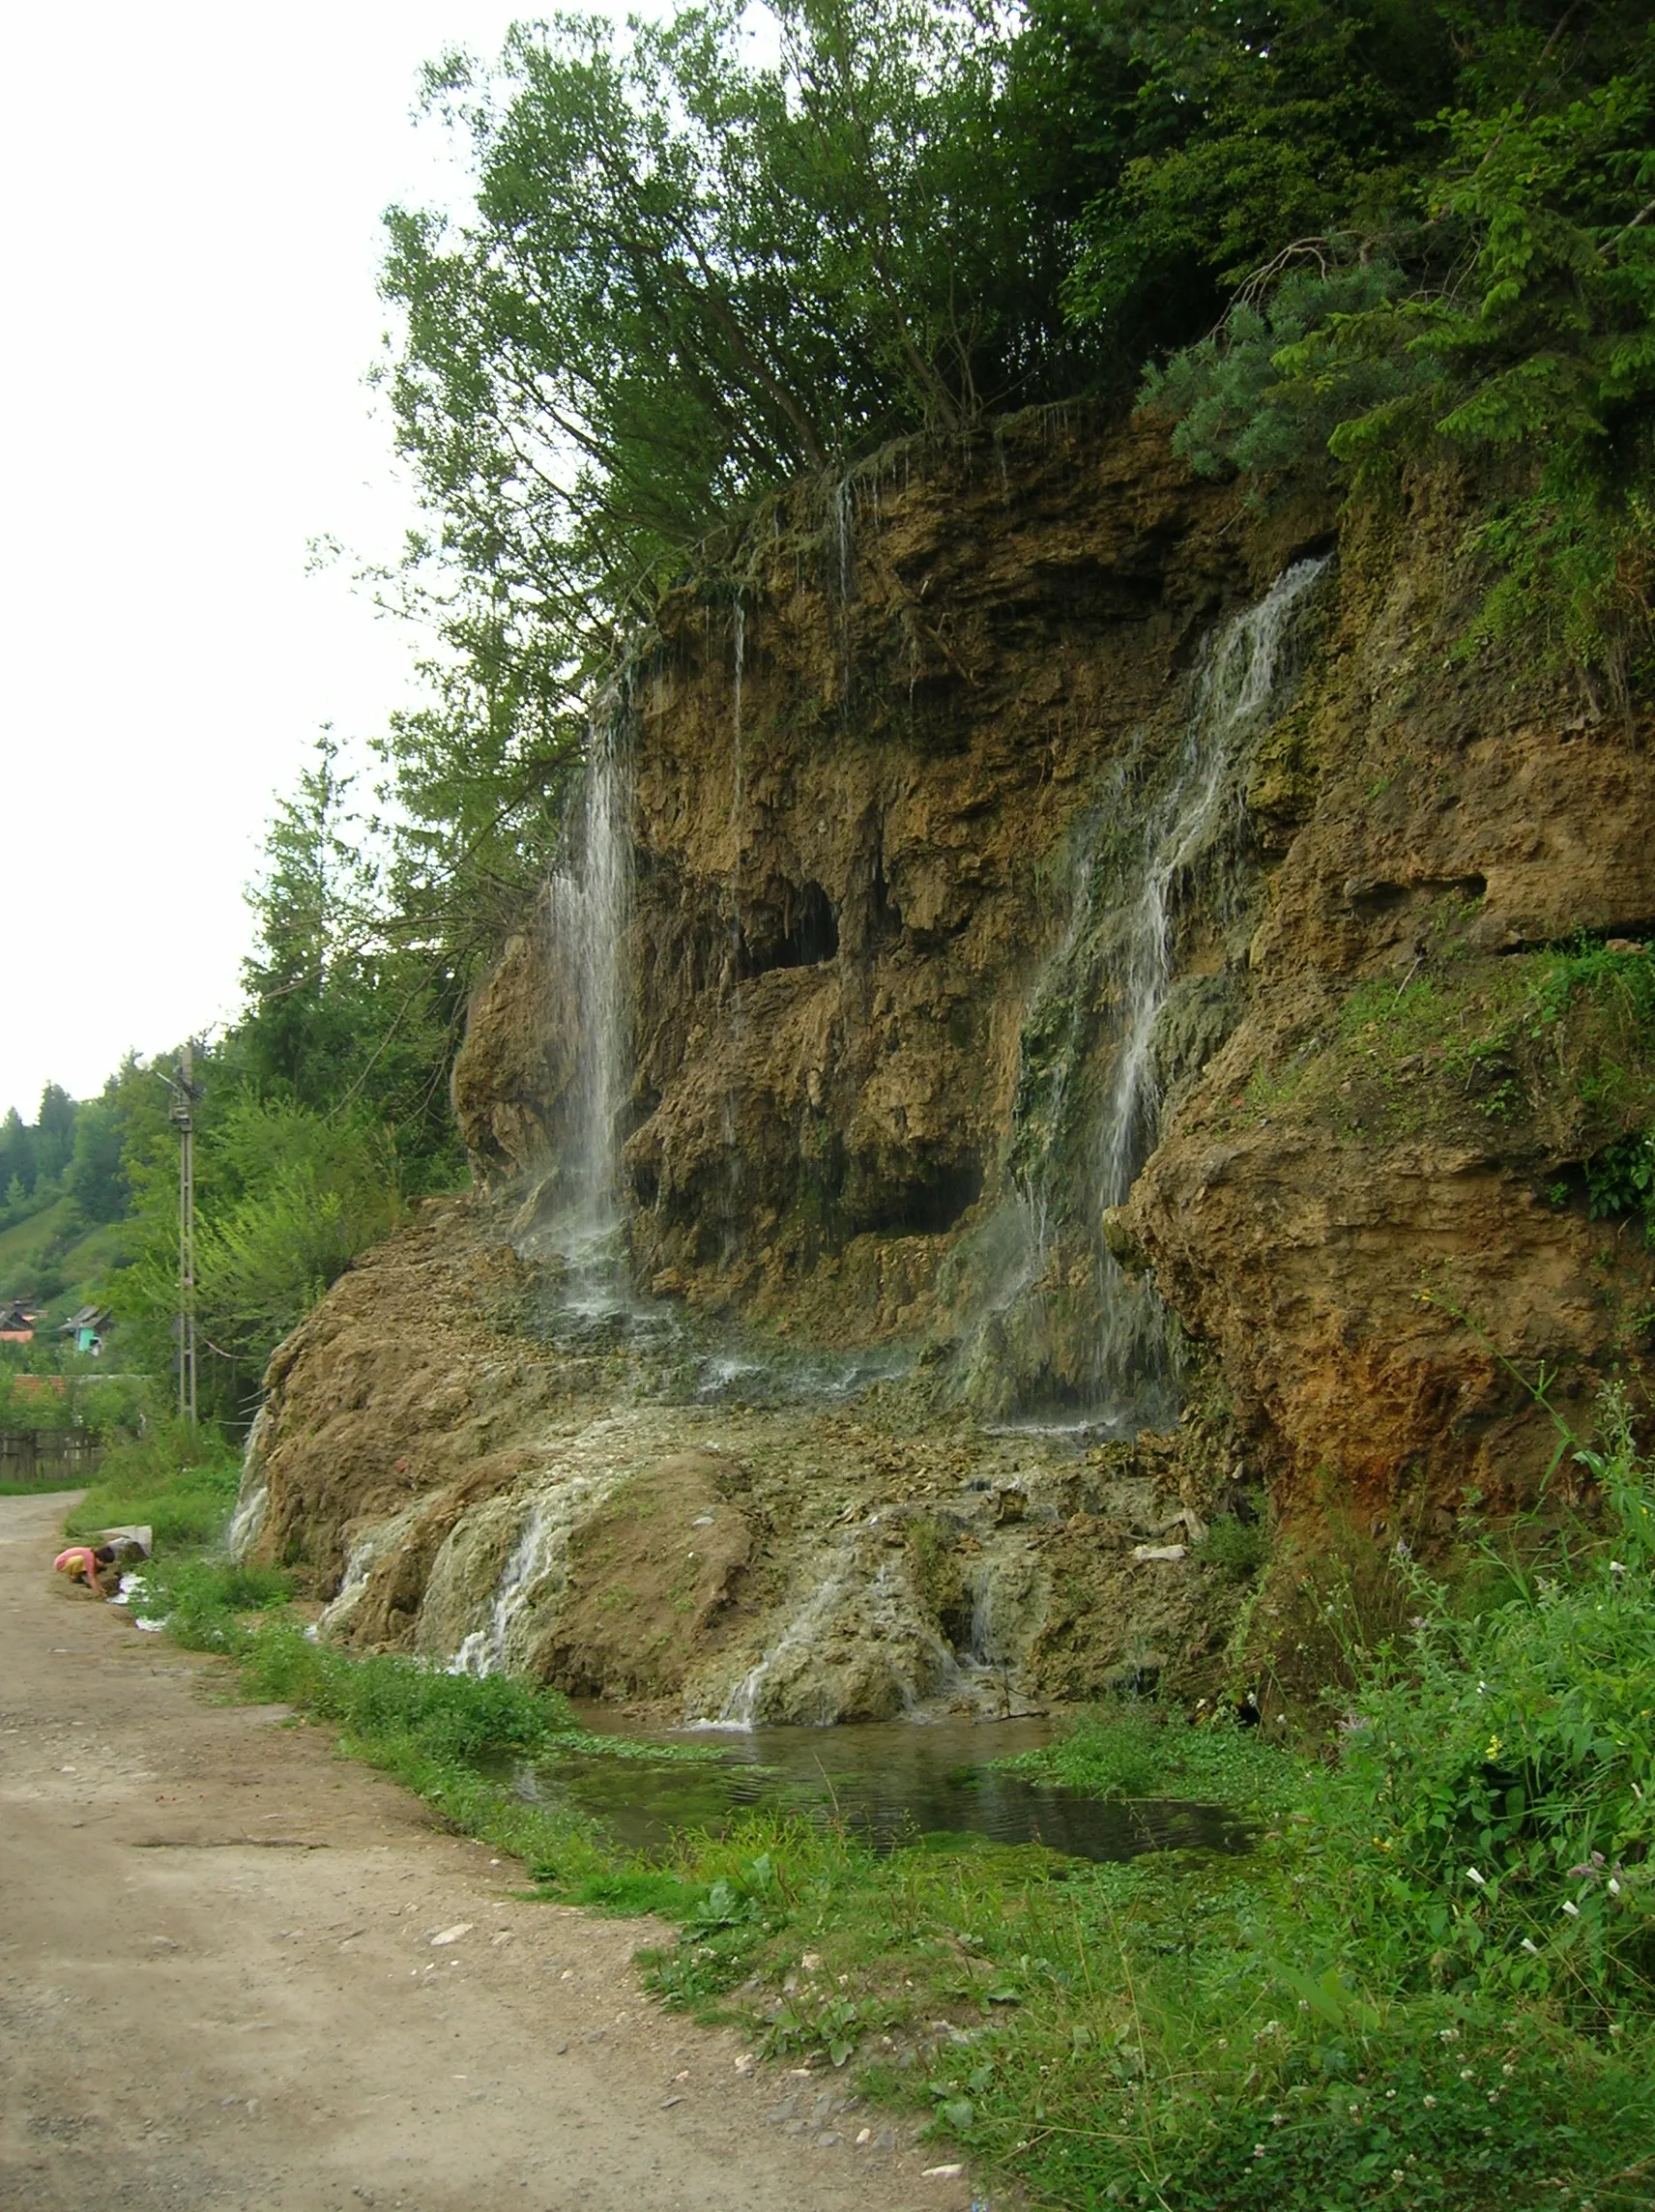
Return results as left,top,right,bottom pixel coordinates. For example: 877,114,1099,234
0,1300,33,1343
57,1305,111,1356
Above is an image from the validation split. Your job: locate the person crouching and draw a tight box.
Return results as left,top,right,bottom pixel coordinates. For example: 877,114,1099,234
53,1544,120,1596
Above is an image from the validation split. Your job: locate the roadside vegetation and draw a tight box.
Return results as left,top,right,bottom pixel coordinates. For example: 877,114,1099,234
65,1382,1652,2211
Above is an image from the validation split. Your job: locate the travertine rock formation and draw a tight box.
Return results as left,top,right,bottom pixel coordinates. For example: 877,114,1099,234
246,414,1655,1710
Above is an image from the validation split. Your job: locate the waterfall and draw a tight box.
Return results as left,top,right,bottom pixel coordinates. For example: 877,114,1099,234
1088,555,1329,1399
969,555,1330,1427
542,686,635,1224
1096,557,1328,1210
449,1494,565,1678
225,1403,271,1561
831,477,855,600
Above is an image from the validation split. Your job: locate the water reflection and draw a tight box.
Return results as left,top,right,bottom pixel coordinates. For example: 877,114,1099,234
513,1711,1252,1865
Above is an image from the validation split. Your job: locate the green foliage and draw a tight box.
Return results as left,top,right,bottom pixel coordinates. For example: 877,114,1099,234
141,1556,295,1649
1060,0,1457,349
65,1094,128,1225
1031,2016,1649,2210
1247,940,1655,1182
1583,1128,1655,1234
111,1088,405,1414
1195,1506,1274,1585
1142,262,1429,480
241,1628,572,1761
237,732,470,1182
1126,4,1655,686
64,1416,244,1547
997,1703,1298,1809
375,0,1103,889
0,1081,116,1241
1321,1391,1655,2008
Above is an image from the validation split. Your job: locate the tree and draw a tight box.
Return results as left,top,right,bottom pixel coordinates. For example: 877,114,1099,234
0,1109,30,1205
1061,0,1655,688
376,0,1097,834
66,1092,128,1226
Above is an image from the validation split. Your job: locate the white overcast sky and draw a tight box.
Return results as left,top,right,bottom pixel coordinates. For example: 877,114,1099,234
0,1,542,1121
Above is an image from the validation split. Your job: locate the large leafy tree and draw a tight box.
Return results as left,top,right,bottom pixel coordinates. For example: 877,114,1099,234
373,0,1099,917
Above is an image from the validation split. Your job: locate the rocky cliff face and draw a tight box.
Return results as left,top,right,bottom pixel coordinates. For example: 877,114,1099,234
247,414,1655,1716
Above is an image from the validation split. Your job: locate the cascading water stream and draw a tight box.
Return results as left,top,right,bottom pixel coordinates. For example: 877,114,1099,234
533,686,637,1329
450,1494,565,1678
1096,557,1329,1212
967,556,1330,1430
561,691,635,1224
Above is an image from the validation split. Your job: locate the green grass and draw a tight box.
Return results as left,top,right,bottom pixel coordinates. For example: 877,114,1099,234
63,1417,243,1545
993,1703,1300,1811
98,1399,1655,2211
0,1477,89,1497
1243,940,1655,1173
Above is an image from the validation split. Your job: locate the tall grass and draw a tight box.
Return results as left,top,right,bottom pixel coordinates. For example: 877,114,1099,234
63,1415,243,1546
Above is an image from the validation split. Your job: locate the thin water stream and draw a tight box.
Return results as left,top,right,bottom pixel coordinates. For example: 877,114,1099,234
511,1709,1252,1865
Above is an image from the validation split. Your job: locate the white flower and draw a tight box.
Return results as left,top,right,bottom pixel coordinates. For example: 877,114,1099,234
1521,1938,1540,1955
1562,1900,1582,1919
1611,1561,1628,1575
1466,1867,1487,1888
1608,1877,1622,1897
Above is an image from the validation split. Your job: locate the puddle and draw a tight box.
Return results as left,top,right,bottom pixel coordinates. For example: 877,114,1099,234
511,1709,1252,1864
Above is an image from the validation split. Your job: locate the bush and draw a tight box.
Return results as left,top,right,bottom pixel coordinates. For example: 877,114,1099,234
64,1416,243,1547
1317,1389,1655,2007
1195,1508,1272,1584
239,1630,572,1762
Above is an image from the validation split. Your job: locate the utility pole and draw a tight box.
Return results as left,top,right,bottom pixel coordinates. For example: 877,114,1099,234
166,1043,202,1426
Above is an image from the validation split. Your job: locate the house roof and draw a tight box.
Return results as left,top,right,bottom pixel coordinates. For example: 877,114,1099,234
58,1305,111,1333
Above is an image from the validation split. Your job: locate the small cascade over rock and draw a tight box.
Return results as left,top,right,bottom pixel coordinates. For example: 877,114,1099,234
707,1484,1053,1730
961,556,1331,1426
315,1502,427,1641
1097,556,1330,1211
225,1404,272,1562
439,1475,621,1678
713,1526,954,1728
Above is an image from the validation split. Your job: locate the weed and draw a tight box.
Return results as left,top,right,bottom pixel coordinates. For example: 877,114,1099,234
1194,1508,1271,1584
996,1704,1298,1813
64,1417,243,1547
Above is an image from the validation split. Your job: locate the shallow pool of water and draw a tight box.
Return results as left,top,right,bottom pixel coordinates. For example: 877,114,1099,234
513,1709,1252,1864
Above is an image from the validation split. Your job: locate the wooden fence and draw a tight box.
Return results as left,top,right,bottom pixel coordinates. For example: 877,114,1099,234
0,1430,105,1484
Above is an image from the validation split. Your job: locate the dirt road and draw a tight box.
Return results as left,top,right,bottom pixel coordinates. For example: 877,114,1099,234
0,1492,978,2212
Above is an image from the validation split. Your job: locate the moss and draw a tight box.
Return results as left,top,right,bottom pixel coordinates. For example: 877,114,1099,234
1241,941,1655,1164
